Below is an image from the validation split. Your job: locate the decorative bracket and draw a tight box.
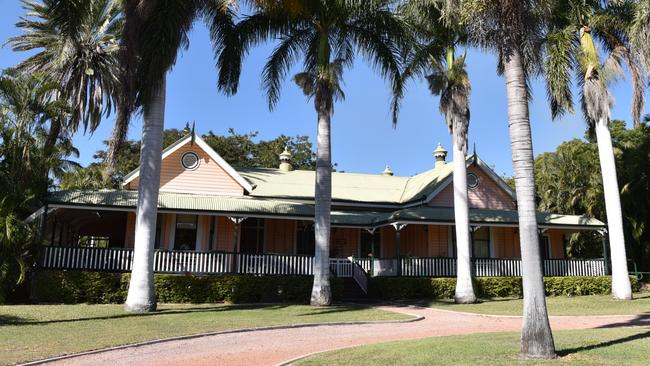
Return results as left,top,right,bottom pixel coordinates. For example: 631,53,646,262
228,216,247,225
597,228,608,236
364,227,376,234
391,223,407,232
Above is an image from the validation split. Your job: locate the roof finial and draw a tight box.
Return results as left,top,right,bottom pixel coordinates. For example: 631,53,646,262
190,121,196,146
382,165,394,176
472,142,477,157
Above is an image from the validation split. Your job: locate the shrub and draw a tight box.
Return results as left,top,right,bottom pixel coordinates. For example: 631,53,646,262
33,271,343,304
369,275,640,300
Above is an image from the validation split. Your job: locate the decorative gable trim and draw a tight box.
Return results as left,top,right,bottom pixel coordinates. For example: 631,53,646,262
121,133,254,193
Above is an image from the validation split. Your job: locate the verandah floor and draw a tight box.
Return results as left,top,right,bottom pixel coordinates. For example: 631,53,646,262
0,303,410,366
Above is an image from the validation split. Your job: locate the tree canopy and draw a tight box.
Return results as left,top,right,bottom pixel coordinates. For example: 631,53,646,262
60,124,317,190
535,120,650,268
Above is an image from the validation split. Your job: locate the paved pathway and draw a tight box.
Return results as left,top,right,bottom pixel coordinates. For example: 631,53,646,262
41,305,650,366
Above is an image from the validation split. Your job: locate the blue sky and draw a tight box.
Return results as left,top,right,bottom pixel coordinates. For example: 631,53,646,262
0,2,644,177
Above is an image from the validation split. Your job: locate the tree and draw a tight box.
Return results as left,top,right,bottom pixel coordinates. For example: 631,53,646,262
112,0,242,313
237,0,406,306
454,0,556,358
8,0,123,152
541,0,649,300
0,70,79,302
394,1,475,303
535,121,650,270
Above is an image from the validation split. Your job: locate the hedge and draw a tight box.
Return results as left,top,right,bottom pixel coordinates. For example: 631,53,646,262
33,271,343,304
369,276,641,300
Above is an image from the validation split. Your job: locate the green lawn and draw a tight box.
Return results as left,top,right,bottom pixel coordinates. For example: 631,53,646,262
425,292,650,316
0,303,410,366
296,327,650,366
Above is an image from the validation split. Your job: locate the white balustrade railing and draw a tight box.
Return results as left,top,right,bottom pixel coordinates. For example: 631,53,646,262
40,247,606,278
543,258,606,277
474,258,522,277
401,257,457,277
329,258,353,277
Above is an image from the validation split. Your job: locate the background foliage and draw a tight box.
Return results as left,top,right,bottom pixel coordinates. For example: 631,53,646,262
535,121,650,269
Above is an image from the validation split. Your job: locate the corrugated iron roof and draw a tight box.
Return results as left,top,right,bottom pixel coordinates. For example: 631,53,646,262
47,190,604,228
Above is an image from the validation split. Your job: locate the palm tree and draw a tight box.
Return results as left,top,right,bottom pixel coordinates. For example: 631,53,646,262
393,2,476,303
8,0,123,152
452,0,556,358
111,0,242,313
0,70,80,302
236,0,406,305
542,0,648,300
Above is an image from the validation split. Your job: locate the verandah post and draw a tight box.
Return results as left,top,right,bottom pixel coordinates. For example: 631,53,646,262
228,217,246,274
392,223,406,276
600,228,610,276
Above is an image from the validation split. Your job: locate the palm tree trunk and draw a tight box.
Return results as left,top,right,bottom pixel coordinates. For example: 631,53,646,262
124,76,166,313
594,117,632,300
503,50,556,359
310,103,332,306
452,137,476,303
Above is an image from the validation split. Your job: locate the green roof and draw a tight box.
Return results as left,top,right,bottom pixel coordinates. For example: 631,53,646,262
48,190,604,229
239,154,514,205
238,164,457,205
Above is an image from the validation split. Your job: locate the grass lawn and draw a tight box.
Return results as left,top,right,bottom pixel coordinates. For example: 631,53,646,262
0,303,411,365
424,292,650,316
296,327,650,366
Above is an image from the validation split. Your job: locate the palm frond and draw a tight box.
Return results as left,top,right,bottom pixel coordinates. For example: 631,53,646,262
543,27,577,119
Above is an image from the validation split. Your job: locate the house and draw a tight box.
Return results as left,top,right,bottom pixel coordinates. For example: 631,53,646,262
37,132,608,289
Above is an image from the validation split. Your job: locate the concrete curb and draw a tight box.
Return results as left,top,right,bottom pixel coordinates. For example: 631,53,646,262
18,309,423,366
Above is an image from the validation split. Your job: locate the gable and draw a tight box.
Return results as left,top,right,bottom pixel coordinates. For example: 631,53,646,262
123,134,252,196
428,165,516,210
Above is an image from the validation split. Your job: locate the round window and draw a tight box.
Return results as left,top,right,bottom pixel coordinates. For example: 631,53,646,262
467,172,479,189
181,152,199,170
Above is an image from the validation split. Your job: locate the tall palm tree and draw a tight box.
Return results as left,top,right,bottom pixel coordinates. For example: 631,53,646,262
542,0,648,300
453,0,556,358
9,0,123,152
111,0,242,313
236,0,406,305
393,2,475,304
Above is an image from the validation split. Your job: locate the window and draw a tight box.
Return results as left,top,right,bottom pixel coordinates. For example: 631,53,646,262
240,218,264,254
360,230,381,258
467,172,479,189
174,214,197,251
181,151,199,170
450,226,491,258
296,221,315,255
472,227,490,258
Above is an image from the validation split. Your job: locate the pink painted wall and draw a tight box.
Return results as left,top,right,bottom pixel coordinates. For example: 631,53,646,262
428,165,516,210
126,144,245,196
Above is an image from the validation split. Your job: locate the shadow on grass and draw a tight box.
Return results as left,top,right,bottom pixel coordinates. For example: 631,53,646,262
558,328,650,357
294,304,370,316
0,314,31,325
0,303,298,326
